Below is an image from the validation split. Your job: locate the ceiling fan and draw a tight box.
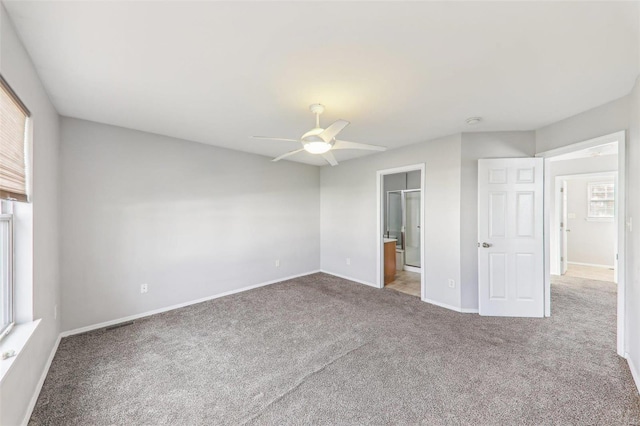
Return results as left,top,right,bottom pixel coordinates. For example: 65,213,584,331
252,104,387,166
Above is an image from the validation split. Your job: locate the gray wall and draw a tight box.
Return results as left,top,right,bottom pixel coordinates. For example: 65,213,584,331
320,134,462,309
459,132,536,310
60,118,320,331
548,155,618,274
566,176,616,267
535,96,630,153
0,6,61,426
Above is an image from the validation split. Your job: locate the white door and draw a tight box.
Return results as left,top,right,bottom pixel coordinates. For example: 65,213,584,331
560,180,568,275
478,158,544,317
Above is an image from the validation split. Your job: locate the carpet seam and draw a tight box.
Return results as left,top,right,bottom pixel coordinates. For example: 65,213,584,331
240,341,371,425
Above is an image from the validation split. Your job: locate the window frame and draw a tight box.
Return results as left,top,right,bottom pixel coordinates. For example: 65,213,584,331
587,181,615,220
0,74,29,341
0,212,14,340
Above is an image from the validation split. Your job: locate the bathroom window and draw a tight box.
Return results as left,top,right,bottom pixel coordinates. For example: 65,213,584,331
587,181,614,219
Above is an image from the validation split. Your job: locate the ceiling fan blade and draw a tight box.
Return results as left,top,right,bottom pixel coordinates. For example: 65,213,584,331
321,151,338,166
272,148,305,162
319,120,350,142
333,140,387,152
252,136,299,143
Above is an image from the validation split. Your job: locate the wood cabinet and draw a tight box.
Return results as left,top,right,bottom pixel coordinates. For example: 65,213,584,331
384,241,396,284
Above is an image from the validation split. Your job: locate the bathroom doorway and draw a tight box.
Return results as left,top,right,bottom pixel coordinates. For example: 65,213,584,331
377,165,425,298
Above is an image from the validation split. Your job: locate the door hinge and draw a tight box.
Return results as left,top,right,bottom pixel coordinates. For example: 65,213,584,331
616,253,618,260
560,187,564,192
561,256,564,262
560,222,563,228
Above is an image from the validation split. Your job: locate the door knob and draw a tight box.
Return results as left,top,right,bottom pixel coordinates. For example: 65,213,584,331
482,242,492,248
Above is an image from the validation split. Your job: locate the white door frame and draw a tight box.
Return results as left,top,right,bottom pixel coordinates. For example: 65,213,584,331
553,171,618,279
536,130,626,357
560,179,568,275
376,164,426,300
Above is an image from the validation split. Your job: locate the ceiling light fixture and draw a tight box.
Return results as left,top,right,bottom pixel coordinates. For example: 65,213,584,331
251,104,387,166
466,117,482,125
303,141,332,154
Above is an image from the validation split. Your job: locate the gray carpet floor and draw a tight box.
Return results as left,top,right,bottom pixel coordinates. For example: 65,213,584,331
30,273,640,425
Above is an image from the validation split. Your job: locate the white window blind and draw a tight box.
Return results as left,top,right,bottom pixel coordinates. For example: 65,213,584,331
0,76,30,202
587,181,614,218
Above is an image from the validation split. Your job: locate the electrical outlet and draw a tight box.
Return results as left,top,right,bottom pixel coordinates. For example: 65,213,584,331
140,283,148,294
275,259,280,267
448,279,455,288
54,304,57,319
346,258,351,265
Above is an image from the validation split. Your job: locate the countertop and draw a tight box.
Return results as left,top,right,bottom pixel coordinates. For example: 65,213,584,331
383,238,398,244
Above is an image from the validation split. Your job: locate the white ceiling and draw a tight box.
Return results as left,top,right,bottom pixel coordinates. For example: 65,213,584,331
3,1,639,166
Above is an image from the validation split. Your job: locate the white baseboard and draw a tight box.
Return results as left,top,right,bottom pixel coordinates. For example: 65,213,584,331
403,265,421,273
61,270,321,338
626,352,640,395
320,270,378,289
21,334,61,426
423,298,477,314
567,261,614,269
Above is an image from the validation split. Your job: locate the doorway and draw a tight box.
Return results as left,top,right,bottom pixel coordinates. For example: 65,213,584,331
376,164,425,299
556,172,618,283
538,131,626,356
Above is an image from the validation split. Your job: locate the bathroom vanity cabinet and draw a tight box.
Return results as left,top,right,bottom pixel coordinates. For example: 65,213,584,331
384,239,396,284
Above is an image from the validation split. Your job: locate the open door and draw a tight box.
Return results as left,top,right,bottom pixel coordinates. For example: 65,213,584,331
560,180,568,275
478,158,544,317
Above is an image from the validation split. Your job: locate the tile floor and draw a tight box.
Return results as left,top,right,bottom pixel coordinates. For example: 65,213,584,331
385,270,421,297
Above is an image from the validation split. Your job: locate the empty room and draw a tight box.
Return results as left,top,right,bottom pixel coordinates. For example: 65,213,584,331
1,1,640,425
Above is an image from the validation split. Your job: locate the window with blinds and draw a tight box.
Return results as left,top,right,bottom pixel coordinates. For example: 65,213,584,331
0,76,31,202
587,181,615,218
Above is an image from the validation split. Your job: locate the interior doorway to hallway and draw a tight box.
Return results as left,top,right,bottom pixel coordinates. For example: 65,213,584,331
538,131,626,356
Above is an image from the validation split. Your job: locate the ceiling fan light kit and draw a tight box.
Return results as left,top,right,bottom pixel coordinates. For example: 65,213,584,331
252,104,387,166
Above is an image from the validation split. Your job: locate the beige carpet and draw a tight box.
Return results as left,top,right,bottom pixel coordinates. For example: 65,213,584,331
30,273,640,425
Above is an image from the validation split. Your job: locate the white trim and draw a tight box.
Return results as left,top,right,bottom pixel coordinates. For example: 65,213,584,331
376,163,426,302
403,265,421,273
539,130,626,357
536,132,624,159
61,270,320,337
0,319,40,383
626,353,640,395
21,334,60,426
320,270,377,288
566,261,615,269
423,298,478,314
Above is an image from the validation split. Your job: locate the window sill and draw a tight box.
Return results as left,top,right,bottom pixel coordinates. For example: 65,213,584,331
0,319,40,383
